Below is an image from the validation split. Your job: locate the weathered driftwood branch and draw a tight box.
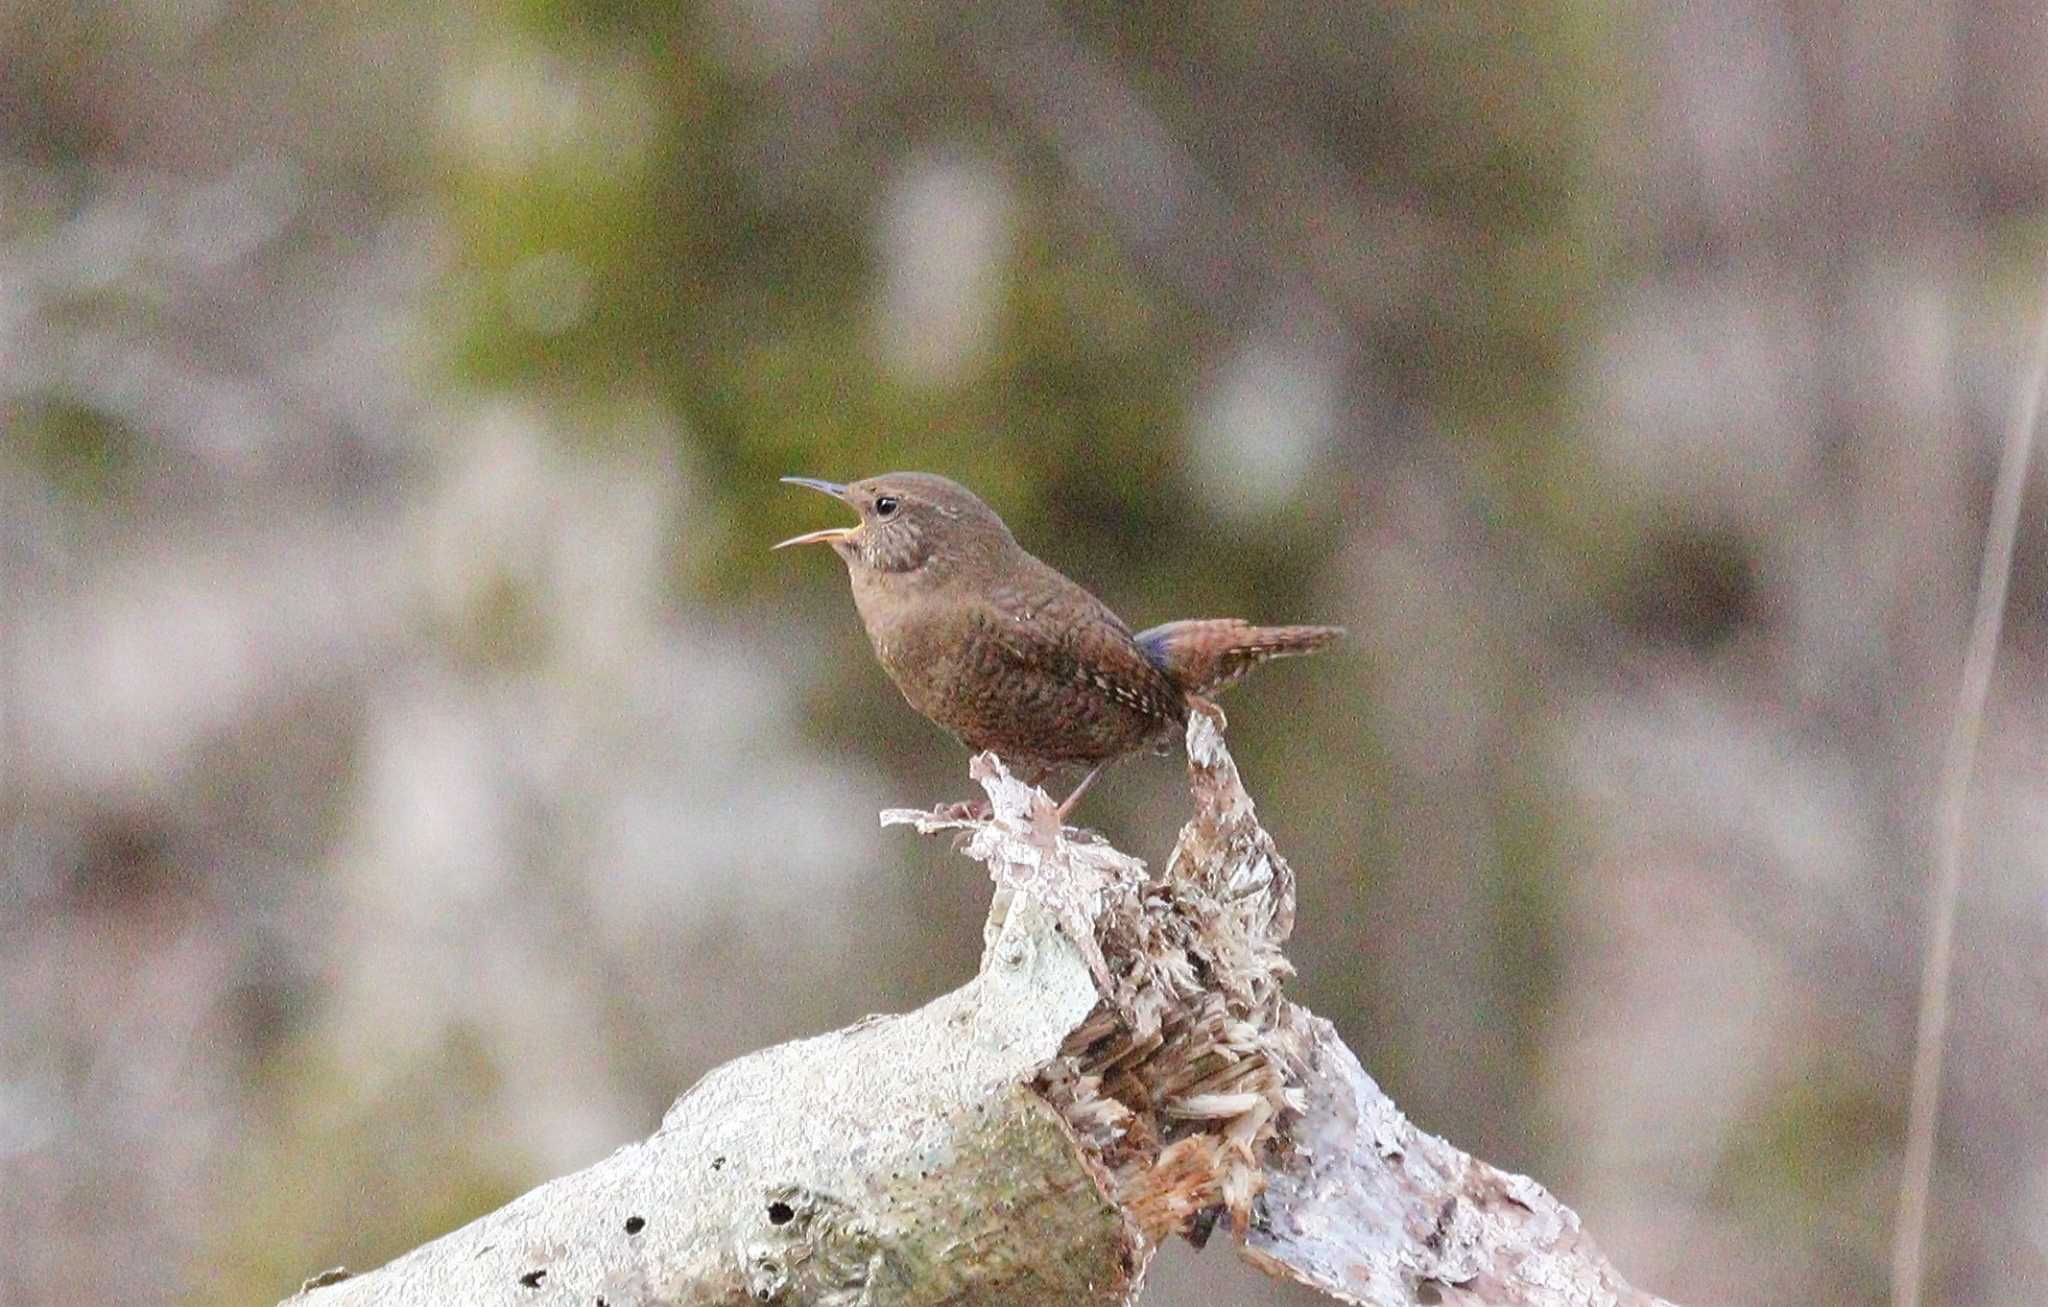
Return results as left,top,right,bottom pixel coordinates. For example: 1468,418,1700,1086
284,717,1673,1307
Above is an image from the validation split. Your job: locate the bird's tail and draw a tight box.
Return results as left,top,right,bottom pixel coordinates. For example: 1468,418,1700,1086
1135,619,1345,699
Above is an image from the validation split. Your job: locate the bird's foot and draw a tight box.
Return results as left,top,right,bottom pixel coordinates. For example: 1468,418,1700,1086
879,796,993,848
1187,694,1227,730
927,797,993,823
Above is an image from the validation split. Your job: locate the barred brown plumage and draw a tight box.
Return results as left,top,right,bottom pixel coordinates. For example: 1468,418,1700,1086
777,472,1344,818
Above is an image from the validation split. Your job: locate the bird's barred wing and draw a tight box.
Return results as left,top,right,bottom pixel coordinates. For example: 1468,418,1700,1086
977,584,1184,725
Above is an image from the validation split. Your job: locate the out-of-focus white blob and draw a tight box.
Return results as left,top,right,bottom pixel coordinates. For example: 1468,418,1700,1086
12,515,399,806
173,153,305,271
454,43,588,175
874,153,1014,388
1584,269,1823,523
1654,0,1808,234
1189,321,1343,522
450,43,659,179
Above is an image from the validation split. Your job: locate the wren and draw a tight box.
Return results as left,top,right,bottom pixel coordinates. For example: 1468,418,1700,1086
776,472,1343,817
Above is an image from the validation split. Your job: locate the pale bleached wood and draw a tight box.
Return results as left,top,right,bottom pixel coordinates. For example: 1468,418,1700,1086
285,718,1673,1307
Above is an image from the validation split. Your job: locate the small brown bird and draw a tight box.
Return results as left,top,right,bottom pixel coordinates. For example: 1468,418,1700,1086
776,472,1342,817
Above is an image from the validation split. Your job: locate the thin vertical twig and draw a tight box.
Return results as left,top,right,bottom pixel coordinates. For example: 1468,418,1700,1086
1890,273,2048,1307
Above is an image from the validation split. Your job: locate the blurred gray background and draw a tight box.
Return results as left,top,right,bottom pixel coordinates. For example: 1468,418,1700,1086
5,2,2048,1304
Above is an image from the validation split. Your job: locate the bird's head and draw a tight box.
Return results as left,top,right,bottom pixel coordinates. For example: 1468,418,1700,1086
774,472,1016,578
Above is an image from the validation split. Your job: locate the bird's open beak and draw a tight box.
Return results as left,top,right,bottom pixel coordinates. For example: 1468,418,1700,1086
772,525,854,550
773,477,858,550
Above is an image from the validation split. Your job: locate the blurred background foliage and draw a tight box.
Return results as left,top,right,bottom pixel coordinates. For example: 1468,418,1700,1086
5,1,2048,1305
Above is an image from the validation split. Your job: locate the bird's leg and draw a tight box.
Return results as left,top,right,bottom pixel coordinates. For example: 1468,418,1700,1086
1054,761,1110,822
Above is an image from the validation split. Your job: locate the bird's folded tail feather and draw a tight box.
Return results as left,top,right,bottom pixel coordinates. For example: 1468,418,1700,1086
1134,619,1345,699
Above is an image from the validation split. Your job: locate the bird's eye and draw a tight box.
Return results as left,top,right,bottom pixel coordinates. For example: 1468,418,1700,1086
874,496,900,518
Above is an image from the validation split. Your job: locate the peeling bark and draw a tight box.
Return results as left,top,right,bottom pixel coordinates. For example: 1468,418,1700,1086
284,718,1673,1307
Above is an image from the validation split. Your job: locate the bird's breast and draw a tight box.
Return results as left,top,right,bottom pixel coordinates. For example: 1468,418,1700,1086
848,577,957,700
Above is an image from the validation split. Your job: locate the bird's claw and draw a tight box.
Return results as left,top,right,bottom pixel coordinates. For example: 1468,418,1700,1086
928,797,993,823
1187,694,1228,730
